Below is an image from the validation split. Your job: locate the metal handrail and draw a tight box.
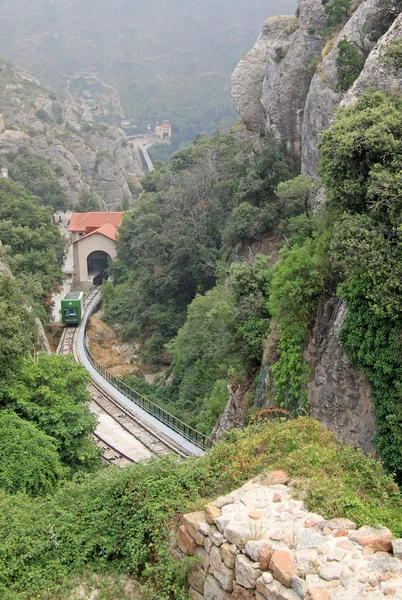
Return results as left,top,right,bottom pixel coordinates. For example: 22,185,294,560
83,341,212,451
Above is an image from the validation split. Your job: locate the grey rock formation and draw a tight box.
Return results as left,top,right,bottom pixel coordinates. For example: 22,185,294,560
306,298,375,453
342,13,402,107
0,58,143,208
301,0,396,176
261,0,326,158
211,379,251,441
232,16,295,135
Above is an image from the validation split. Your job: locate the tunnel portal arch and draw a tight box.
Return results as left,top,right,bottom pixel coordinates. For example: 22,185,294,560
87,250,110,276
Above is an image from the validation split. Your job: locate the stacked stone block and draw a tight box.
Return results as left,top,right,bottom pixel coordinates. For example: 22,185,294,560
177,471,402,599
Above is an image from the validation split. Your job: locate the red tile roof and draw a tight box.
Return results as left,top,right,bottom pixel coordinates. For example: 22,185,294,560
68,212,124,232
78,222,118,242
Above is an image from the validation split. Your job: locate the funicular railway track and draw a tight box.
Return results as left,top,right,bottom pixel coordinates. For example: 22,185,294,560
57,286,193,465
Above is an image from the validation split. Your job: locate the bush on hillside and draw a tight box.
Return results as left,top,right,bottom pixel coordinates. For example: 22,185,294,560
0,411,65,496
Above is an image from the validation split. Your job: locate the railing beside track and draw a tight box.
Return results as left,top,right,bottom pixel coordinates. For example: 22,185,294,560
83,293,212,452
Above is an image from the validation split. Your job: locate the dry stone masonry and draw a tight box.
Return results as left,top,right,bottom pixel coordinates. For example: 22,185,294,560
177,472,402,599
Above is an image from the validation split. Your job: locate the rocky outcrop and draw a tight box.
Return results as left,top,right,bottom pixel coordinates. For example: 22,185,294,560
261,0,326,159
233,0,401,176
306,298,375,454
232,16,296,135
0,58,143,208
232,0,326,157
179,475,402,599
211,379,252,441
301,0,397,176
342,13,402,107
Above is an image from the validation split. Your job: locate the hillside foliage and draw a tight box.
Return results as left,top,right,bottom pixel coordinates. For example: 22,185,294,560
7,146,69,212
103,91,402,483
103,129,290,362
0,178,64,300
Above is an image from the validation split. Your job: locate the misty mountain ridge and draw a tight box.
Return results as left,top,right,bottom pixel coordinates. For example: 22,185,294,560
0,0,297,143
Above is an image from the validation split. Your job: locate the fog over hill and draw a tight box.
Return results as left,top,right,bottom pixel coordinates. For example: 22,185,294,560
0,0,297,142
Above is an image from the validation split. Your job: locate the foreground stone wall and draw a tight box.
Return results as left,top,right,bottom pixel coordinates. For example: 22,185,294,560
177,472,402,599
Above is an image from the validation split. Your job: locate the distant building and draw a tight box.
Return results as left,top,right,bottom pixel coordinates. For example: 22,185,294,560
0,167,8,179
120,119,131,128
155,122,172,140
68,212,124,283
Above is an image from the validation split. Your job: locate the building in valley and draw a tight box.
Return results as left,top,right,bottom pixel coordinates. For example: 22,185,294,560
155,122,172,140
68,212,124,284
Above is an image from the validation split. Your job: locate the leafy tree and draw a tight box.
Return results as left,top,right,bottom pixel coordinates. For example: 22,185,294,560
166,256,272,430
0,275,35,380
75,191,101,213
0,410,65,496
4,354,101,472
0,179,63,293
319,91,402,223
331,213,402,318
336,39,365,92
276,174,317,218
321,0,351,29
8,147,69,211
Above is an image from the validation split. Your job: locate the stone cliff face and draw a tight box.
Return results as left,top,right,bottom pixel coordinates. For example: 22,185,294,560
233,0,401,177
0,58,143,209
232,16,296,135
342,12,402,107
229,0,402,454
232,0,326,158
302,0,396,176
306,298,375,453
261,0,326,160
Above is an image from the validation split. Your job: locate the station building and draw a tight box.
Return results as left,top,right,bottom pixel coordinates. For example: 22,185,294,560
155,122,172,140
68,212,124,283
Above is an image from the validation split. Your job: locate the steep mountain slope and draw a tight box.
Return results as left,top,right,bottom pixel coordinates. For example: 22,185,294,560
230,0,402,456
0,0,296,132
233,0,401,174
0,58,143,208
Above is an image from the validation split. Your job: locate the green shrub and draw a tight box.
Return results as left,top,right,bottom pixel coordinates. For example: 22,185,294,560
319,90,402,220
381,38,402,71
336,39,365,92
321,0,352,29
35,108,51,122
0,411,65,496
268,232,331,410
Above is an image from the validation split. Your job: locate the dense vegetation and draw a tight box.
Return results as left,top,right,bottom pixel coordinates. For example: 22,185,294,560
104,129,289,359
319,91,402,479
0,178,64,303
7,146,69,212
104,90,402,483
0,166,100,495
0,418,401,600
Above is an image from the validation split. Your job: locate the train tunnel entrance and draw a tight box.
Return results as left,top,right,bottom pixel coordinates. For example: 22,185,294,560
87,250,110,277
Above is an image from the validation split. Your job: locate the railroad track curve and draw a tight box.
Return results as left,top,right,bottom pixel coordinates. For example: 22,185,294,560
56,286,190,464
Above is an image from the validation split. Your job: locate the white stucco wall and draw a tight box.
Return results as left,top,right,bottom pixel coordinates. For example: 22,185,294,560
73,233,117,282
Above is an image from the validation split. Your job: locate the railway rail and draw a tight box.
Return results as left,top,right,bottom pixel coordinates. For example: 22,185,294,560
89,381,190,459
94,433,134,468
56,286,191,463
